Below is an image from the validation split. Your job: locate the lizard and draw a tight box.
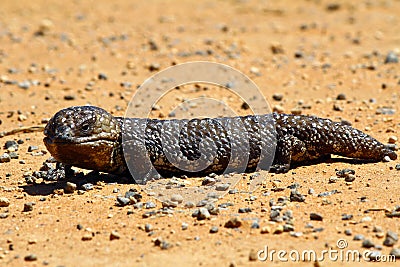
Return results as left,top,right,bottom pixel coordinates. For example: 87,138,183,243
43,106,397,182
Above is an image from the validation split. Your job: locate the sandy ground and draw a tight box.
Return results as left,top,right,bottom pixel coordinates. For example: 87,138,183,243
1,0,400,266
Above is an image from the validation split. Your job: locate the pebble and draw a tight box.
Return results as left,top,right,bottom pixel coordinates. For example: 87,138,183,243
28,145,39,152
110,231,121,240
98,73,108,80
23,202,34,212
0,197,10,207
388,136,397,144
390,248,400,258
260,226,271,234
209,226,219,233
202,177,216,186
184,201,195,208
0,213,8,219
0,153,11,163
81,183,94,191
170,194,183,203
192,208,210,220
251,221,260,229
362,239,375,248
384,51,398,64
290,190,306,202
249,249,258,261
283,224,294,232
117,196,131,206
64,182,77,193
145,201,156,209
224,217,242,228
344,229,352,236
273,225,284,234
272,93,283,101
353,234,365,241
238,207,252,213
24,254,37,261
181,222,188,230
18,80,31,89
341,214,353,220
273,105,285,113
4,140,18,150
383,231,398,246
215,183,230,191
395,164,400,171
310,213,323,221
367,250,381,261
144,224,153,233
64,95,75,100
336,93,346,100
376,107,396,115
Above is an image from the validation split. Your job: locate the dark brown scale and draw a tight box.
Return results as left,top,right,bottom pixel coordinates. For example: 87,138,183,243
43,106,397,181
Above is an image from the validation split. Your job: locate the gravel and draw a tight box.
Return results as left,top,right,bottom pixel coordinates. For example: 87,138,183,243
310,213,323,221
0,197,10,207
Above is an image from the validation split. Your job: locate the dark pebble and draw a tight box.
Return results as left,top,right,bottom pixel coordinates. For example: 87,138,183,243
290,190,306,202
383,231,398,247
353,234,365,241
192,207,210,220
310,213,323,221
201,177,216,186
24,254,37,261
362,239,375,248
272,93,283,101
64,95,75,100
145,223,153,233
390,248,400,259
81,183,94,191
210,226,219,233
98,73,108,80
395,164,400,170
251,221,260,229
326,3,340,11
110,231,120,240
10,152,19,159
341,214,353,220
77,224,84,230
384,51,398,64
238,207,252,213
4,140,18,150
344,229,352,236
145,201,156,209
224,217,242,228
336,168,355,177
23,202,35,212
336,93,346,100
117,196,131,206
0,153,11,163
28,145,39,152
241,102,250,110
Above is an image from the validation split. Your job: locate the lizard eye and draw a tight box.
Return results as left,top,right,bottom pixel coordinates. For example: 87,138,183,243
80,123,91,134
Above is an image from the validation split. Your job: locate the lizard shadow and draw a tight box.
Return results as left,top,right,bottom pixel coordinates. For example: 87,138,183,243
20,171,133,196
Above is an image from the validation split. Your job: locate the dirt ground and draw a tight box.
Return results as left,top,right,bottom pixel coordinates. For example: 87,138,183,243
1,0,400,266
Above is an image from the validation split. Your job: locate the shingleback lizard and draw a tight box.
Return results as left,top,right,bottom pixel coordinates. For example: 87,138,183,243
43,106,397,181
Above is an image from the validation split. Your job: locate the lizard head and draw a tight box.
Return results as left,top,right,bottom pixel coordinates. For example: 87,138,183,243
44,106,123,173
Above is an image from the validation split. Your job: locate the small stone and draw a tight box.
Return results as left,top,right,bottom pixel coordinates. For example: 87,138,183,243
170,194,183,203
362,239,375,248
23,202,34,212
249,249,258,261
18,80,31,89
273,225,284,234
81,183,94,191
64,182,77,193
290,190,306,202
0,153,11,163
184,201,195,208
148,63,160,71
361,216,372,223
215,183,230,191
272,93,283,101
310,213,323,221
0,213,8,219
224,217,242,228
202,177,216,186
341,214,353,220
251,221,260,229
4,140,18,150
24,254,37,261
396,164,400,170
384,51,398,64
145,223,153,233
64,95,75,100
145,201,156,209
117,196,131,206
353,234,365,241
0,197,10,207
238,207,252,213
181,222,188,230
383,231,398,247
209,226,219,233
273,105,285,113
336,93,346,100
388,136,397,144
260,226,271,234
193,208,210,220
344,229,352,236
81,234,93,241
283,224,294,232
98,73,108,80
110,231,120,240
367,250,381,261
389,248,400,259
27,145,39,152
344,174,356,182
250,66,260,76
270,42,284,54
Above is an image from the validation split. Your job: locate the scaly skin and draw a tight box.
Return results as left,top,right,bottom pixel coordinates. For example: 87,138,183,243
43,106,397,181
